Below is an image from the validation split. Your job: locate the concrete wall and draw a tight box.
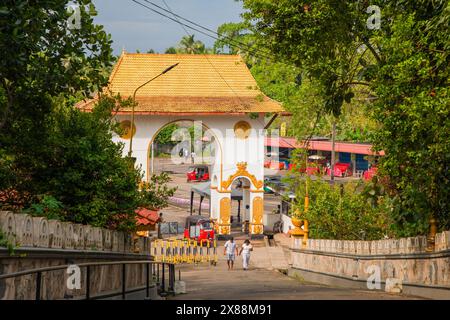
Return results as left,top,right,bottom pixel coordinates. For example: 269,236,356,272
0,249,154,300
0,211,150,254
0,211,157,300
290,232,450,299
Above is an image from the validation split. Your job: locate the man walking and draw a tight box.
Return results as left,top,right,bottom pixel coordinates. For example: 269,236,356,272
239,239,253,270
223,237,239,270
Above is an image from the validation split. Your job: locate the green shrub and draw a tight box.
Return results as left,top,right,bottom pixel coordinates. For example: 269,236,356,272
288,177,394,240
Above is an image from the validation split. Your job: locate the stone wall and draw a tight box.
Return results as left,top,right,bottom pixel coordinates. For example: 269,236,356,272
290,232,450,298
0,252,155,300
0,211,156,300
0,211,150,254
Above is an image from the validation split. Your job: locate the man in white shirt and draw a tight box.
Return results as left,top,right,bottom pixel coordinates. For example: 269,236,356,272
223,237,239,270
239,239,253,270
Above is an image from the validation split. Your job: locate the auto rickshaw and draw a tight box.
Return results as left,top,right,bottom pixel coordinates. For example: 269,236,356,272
183,216,215,242
186,165,210,182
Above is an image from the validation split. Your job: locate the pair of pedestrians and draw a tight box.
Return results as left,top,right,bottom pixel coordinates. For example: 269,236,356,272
223,237,253,270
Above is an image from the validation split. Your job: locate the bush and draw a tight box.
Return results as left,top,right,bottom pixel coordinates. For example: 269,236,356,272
285,150,395,240
0,95,176,232
288,177,394,240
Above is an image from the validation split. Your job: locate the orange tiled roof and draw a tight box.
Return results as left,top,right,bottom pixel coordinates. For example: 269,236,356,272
135,208,160,226
77,53,284,114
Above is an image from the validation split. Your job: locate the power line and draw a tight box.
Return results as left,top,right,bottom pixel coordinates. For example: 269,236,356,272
131,0,274,61
143,0,272,59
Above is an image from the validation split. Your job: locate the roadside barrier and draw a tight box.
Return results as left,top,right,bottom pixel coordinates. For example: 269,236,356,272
152,238,218,265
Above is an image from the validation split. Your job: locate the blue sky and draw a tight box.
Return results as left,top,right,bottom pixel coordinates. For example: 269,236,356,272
92,0,244,55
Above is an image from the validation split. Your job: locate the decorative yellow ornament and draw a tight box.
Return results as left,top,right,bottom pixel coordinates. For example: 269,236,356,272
119,120,136,140
233,121,251,140
280,122,287,137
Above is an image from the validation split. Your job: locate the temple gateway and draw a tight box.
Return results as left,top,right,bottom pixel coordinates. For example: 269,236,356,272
78,53,284,237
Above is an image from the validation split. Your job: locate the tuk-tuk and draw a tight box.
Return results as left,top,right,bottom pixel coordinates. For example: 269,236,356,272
186,165,210,182
183,216,215,242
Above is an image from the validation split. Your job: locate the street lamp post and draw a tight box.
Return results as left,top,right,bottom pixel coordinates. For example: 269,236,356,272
128,62,179,158
157,212,164,239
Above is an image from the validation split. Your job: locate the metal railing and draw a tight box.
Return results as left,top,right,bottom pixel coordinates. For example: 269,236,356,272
0,260,177,300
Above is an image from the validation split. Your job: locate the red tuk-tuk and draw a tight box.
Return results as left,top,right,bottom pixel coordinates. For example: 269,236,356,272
183,216,215,242
186,165,210,182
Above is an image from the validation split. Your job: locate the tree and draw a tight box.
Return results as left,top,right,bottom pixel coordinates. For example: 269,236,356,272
238,0,450,234
1,0,115,210
0,1,177,232
368,1,450,235
0,1,114,128
177,35,206,54
286,149,394,240
155,123,179,145
214,22,253,55
165,47,177,54
214,20,377,141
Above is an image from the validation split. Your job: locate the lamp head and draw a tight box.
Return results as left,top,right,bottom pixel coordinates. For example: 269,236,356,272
162,62,179,74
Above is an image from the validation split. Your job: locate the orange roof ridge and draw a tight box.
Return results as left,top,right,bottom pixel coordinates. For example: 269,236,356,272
107,53,126,91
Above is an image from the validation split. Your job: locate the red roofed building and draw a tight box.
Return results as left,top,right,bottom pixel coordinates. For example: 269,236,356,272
265,137,384,176
135,208,160,237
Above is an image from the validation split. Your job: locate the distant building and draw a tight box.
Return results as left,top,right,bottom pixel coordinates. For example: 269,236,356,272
265,136,384,175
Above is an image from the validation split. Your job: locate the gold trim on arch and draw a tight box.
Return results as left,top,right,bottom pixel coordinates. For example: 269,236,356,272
217,190,232,194
221,162,264,191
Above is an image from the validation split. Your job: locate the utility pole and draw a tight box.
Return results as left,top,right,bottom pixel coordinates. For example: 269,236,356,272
330,120,336,185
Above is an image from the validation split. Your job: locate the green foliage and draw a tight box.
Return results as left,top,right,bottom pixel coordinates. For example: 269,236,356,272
139,173,177,210
0,0,114,128
1,94,177,232
214,19,377,141
178,35,206,54
0,2,175,232
155,123,179,145
214,21,253,55
368,1,450,235
286,153,394,240
165,35,215,54
238,0,450,236
24,195,64,220
0,229,16,255
165,47,178,54
299,179,393,240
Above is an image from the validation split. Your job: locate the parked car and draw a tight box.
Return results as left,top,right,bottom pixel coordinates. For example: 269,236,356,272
186,165,210,182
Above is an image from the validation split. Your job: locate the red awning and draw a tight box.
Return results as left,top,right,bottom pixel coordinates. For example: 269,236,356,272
265,137,385,156
135,208,160,226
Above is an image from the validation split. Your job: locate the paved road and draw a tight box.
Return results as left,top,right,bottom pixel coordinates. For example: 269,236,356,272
169,241,418,300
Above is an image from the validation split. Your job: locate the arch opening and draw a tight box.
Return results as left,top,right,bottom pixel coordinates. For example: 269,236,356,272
146,119,222,181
